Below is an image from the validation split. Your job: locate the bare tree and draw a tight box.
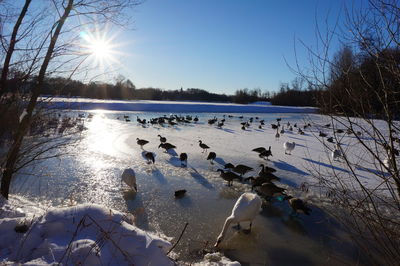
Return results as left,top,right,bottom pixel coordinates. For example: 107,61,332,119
296,0,400,264
0,0,138,199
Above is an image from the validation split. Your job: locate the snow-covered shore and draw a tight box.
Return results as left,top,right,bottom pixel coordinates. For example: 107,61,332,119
40,97,317,113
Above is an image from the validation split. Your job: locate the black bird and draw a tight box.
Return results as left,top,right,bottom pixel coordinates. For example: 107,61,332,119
259,146,273,160
336,129,344,134
136,138,149,149
284,196,311,215
145,152,155,164
271,124,278,129
319,131,327,137
258,182,286,199
158,142,176,152
327,137,334,143
179,153,188,167
217,169,242,186
158,135,167,143
175,189,187,198
233,164,253,176
207,152,217,164
199,140,210,153
224,163,235,170
259,163,277,174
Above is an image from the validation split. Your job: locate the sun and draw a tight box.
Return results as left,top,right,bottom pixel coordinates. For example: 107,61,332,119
80,29,120,67
89,39,112,59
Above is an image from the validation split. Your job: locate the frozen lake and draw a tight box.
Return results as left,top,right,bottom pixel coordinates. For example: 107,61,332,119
11,110,367,265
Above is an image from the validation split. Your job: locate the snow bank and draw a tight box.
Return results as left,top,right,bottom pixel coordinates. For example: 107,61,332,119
194,252,241,266
39,97,316,113
0,196,173,265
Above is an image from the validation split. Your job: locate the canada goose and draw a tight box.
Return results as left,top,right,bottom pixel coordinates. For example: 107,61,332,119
326,137,334,143
324,123,331,128
252,147,267,154
144,152,155,164
336,129,344,134
207,152,217,164
280,126,285,134
121,168,137,192
271,124,278,129
283,141,296,155
275,129,280,140
298,128,305,135
259,163,277,174
208,118,217,125
257,182,286,199
224,163,235,170
259,146,273,160
276,118,281,122
179,153,188,167
158,135,167,143
199,140,210,153
136,138,149,149
174,189,186,198
217,169,242,186
319,131,327,137
158,142,176,152
233,164,253,176
258,125,263,129
332,144,343,161
294,123,297,128
246,174,277,190
194,116,199,122
284,196,311,215
289,126,293,131
214,193,262,247
241,125,246,130
217,122,224,128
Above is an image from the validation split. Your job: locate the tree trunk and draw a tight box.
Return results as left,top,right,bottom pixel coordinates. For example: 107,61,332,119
0,0,74,200
0,0,32,96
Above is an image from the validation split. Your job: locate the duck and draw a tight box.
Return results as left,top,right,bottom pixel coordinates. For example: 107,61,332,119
144,152,155,164
259,146,273,160
207,152,217,164
158,135,167,143
136,138,149,149
198,140,210,153
217,169,242,186
158,142,176,152
283,141,296,155
214,193,262,247
121,168,137,192
233,164,253,176
174,189,187,198
179,153,188,167
284,196,311,215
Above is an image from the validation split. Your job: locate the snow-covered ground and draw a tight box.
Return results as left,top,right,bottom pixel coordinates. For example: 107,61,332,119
2,100,390,265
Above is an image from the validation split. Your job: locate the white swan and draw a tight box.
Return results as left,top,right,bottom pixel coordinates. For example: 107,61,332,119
283,141,295,155
214,193,262,247
121,168,137,192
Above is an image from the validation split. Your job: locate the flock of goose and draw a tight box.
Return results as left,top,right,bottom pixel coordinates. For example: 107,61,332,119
119,113,351,247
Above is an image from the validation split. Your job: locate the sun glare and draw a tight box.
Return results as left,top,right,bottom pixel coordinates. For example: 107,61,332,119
80,28,122,68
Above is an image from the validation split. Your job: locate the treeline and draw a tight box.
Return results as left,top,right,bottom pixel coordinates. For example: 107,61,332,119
269,79,320,107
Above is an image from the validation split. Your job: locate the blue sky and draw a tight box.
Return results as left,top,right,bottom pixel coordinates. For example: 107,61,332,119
113,0,350,94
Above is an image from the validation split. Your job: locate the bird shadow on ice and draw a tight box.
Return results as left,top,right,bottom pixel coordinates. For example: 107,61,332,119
214,157,227,166
123,192,150,230
253,129,264,132
167,156,182,167
150,168,167,184
166,149,178,156
302,158,350,174
355,166,388,178
175,195,193,207
219,128,235,134
272,160,310,176
189,167,214,190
